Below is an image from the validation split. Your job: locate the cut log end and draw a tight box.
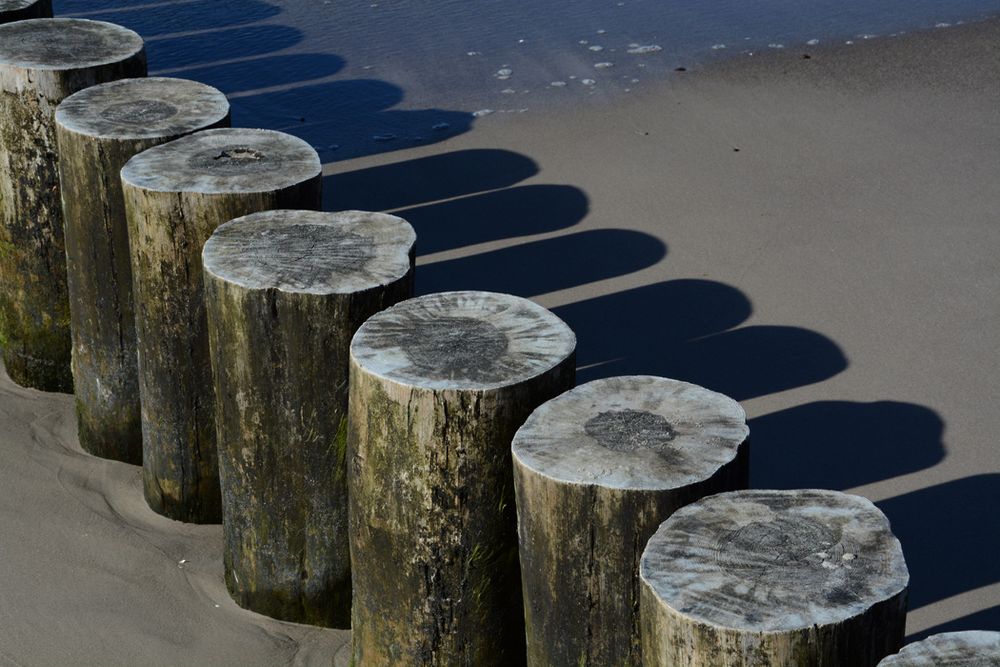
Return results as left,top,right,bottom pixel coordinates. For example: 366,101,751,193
513,375,747,490
202,209,415,295
0,0,51,23
121,128,321,195
56,77,229,141
0,19,143,70
641,489,909,634
350,290,576,391
879,631,1000,665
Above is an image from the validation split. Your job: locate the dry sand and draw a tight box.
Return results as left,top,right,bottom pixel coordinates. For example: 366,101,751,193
2,18,998,665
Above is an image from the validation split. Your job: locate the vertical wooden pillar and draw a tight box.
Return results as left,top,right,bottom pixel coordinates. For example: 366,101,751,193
640,489,910,667
512,375,749,666
121,128,321,523
878,631,1000,665
0,0,52,24
56,77,230,464
348,291,576,666
203,209,415,627
0,19,145,391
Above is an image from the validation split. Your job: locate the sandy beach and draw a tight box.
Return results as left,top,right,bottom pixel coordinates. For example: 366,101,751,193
1,9,998,666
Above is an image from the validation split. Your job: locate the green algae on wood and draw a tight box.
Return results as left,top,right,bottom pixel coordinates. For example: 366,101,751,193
878,631,1000,666
348,291,576,666
56,77,230,464
0,19,145,391
512,375,749,667
121,129,321,523
0,0,52,24
640,489,909,667
203,209,415,627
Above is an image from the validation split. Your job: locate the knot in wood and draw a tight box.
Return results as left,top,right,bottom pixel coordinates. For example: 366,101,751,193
188,145,269,171
584,408,676,453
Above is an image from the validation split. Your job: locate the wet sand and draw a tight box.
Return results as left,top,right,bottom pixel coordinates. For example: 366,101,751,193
1,17,998,665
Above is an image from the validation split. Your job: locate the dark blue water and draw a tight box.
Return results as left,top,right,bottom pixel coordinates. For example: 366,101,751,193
54,0,999,159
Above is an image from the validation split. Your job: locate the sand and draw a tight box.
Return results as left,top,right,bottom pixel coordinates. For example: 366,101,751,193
1,17,997,665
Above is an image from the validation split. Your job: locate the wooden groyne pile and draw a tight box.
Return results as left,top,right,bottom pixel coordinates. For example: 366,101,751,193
0,10,992,667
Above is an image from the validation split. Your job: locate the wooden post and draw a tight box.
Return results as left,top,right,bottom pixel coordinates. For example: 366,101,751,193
121,128,321,524
0,19,145,392
640,489,910,667
348,291,576,666
0,0,52,24
878,631,1000,665
512,375,749,667
203,209,416,627
55,77,230,464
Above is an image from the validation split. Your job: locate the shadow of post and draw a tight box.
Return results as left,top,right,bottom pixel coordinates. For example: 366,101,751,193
554,280,847,400
877,475,1000,613
326,149,539,212
418,229,665,297
748,401,946,490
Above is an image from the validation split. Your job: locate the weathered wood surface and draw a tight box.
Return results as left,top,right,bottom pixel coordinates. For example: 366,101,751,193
56,77,230,464
0,19,145,391
0,0,52,23
512,375,749,667
203,209,415,627
640,489,909,667
348,291,576,666
122,128,321,523
879,631,1000,666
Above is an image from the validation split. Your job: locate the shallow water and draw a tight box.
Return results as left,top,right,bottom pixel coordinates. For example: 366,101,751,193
53,0,999,157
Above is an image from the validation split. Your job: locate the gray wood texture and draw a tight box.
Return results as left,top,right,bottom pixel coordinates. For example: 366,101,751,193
512,375,749,666
640,489,909,666
56,77,230,464
0,0,51,24
879,632,1000,666
203,210,415,627
348,291,576,666
121,128,321,523
0,19,145,391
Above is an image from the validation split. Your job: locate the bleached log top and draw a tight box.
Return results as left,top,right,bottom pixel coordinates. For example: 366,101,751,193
513,375,747,490
203,210,415,295
56,77,229,140
350,290,575,391
0,18,143,70
879,632,1000,666
0,1,40,11
641,489,909,633
120,128,320,194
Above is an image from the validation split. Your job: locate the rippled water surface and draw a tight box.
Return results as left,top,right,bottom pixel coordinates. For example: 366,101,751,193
55,0,1000,158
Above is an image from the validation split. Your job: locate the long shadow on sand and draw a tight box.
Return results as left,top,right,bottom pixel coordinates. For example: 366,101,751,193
552,281,847,401
418,229,665,297
749,401,946,490
877,475,1000,619
233,80,473,163
327,149,539,212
